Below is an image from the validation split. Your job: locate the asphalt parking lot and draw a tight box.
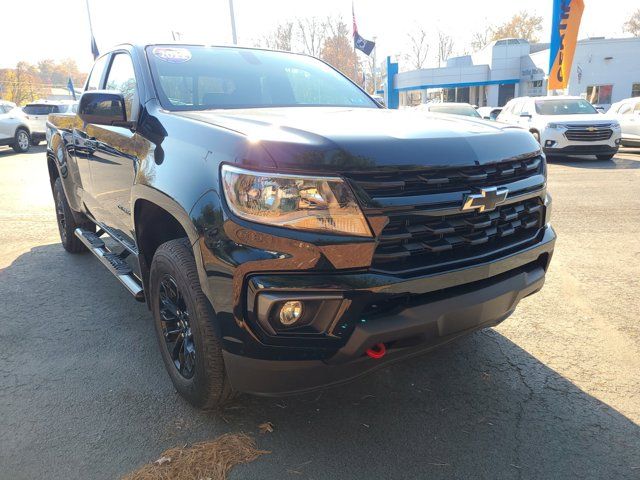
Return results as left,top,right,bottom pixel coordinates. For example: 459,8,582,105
1,146,639,480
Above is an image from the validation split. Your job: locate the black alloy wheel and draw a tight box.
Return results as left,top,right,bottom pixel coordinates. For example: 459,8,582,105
55,186,68,244
158,274,196,379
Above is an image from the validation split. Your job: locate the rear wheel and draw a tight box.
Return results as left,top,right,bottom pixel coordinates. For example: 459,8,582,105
12,128,30,153
150,238,234,409
53,177,94,253
596,154,615,161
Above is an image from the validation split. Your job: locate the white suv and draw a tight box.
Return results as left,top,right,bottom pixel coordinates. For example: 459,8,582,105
0,101,32,153
608,97,640,147
498,96,621,160
22,100,77,146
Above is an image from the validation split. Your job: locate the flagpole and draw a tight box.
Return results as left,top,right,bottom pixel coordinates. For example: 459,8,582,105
228,0,238,45
352,2,358,81
85,0,95,42
372,36,377,92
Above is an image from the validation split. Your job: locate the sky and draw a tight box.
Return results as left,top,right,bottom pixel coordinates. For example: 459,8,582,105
0,0,637,72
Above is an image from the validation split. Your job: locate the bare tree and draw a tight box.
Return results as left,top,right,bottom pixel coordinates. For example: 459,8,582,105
405,27,429,70
296,17,327,58
490,10,543,42
437,31,454,67
261,21,295,51
624,9,640,36
470,30,490,52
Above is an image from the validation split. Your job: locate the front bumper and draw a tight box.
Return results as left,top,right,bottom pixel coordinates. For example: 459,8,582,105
224,225,556,396
541,126,621,156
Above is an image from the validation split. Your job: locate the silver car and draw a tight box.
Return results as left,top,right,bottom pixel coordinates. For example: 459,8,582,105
608,98,640,147
0,101,31,153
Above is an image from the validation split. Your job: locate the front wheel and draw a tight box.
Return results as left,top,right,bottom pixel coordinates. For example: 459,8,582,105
530,131,540,143
12,128,30,153
596,154,615,161
53,177,94,253
150,238,235,409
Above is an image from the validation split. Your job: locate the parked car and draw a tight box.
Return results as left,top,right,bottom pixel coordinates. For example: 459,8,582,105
0,100,31,153
46,44,554,409
477,106,502,121
416,102,482,118
23,100,77,145
497,96,621,160
608,97,640,147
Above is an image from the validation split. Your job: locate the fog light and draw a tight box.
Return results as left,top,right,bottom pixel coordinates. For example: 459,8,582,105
545,140,556,147
279,301,303,326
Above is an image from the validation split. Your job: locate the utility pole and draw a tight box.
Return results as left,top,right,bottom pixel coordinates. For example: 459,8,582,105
228,0,237,45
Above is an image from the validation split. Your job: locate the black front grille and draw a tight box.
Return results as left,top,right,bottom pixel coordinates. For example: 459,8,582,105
565,127,612,142
347,155,543,198
372,198,544,274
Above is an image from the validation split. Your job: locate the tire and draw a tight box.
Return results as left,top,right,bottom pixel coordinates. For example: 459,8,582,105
150,238,234,409
53,177,94,253
31,138,41,146
530,130,540,143
12,128,30,153
596,154,615,161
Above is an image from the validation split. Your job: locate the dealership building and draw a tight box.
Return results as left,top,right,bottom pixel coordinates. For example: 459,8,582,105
389,36,640,109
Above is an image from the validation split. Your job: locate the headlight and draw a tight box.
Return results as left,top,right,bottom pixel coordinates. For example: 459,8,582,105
611,122,621,130
546,123,564,129
221,165,372,237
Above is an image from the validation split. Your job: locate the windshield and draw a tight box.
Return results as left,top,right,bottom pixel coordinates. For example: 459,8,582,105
534,99,598,115
429,104,481,118
23,105,60,115
146,46,377,111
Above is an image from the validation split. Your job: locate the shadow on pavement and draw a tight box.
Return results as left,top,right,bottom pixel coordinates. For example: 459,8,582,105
1,244,639,480
548,153,640,170
0,144,47,158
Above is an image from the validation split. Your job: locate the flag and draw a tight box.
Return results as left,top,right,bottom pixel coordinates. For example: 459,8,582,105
548,0,584,90
91,33,100,60
67,77,76,100
352,3,375,56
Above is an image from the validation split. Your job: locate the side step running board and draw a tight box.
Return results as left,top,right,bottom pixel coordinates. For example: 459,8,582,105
74,228,145,302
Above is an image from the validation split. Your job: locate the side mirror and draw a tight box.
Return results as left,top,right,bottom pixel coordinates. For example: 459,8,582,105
78,90,132,127
595,106,605,113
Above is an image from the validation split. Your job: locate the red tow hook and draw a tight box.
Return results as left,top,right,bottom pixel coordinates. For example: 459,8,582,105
366,343,386,359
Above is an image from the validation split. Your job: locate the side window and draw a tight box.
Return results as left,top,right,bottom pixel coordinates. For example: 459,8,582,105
512,100,523,116
105,53,139,120
86,55,110,91
619,104,632,115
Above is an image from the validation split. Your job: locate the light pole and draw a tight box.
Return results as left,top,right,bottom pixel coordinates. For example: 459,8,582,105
228,0,237,45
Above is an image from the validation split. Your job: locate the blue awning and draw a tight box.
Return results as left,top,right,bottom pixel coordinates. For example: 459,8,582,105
396,78,520,92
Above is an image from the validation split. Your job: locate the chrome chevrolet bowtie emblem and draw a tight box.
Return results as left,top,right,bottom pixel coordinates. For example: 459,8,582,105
586,126,597,131
462,187,509,213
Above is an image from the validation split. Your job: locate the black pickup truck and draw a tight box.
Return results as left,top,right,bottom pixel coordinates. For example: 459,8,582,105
46,44,555,409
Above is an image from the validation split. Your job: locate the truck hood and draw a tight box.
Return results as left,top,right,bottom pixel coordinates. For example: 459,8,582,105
174,107,540,172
